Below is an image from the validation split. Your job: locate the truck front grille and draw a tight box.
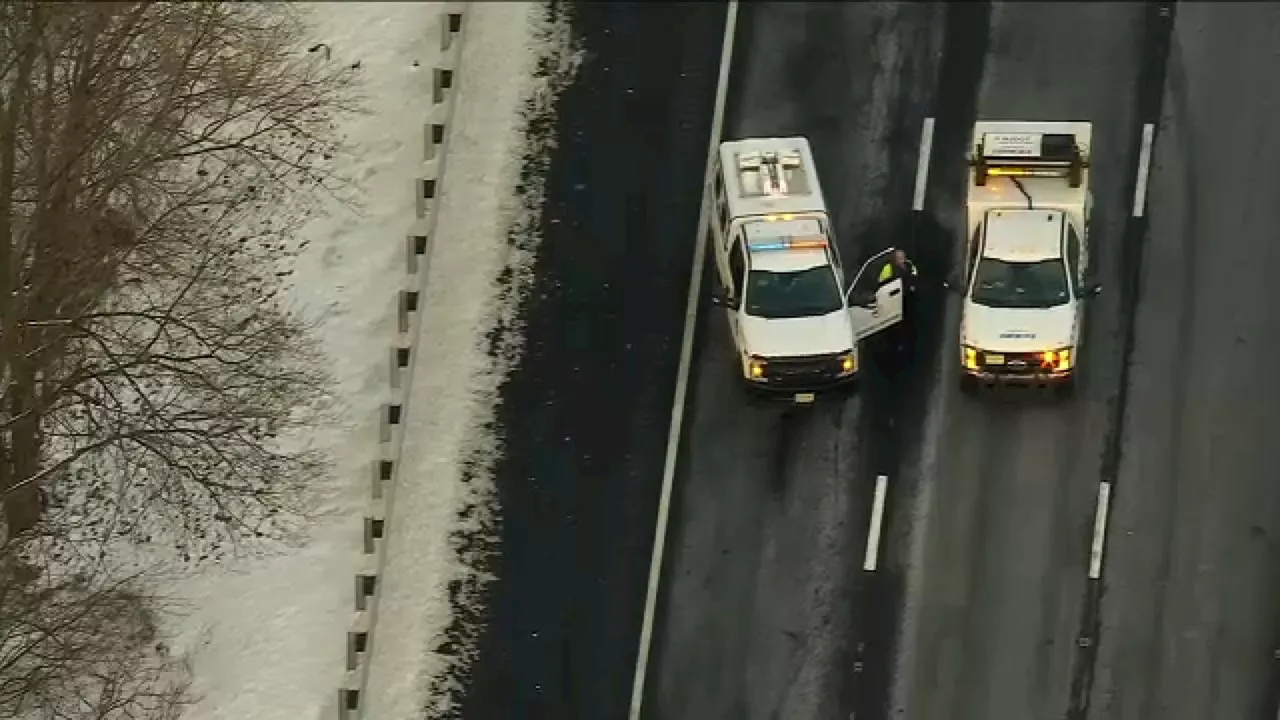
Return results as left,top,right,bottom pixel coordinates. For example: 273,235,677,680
984,351,1045,374
765,354,842,386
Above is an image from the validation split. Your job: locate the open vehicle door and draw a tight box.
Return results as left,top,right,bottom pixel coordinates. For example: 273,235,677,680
846,248,905,342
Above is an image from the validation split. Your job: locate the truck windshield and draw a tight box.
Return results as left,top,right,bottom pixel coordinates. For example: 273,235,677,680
970,257,1071,308
745,267,843,319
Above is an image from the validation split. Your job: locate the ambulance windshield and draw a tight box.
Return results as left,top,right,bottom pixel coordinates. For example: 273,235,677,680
744,266,843,319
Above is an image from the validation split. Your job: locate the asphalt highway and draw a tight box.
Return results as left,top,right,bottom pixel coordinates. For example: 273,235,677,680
893,4,1159,720
454,4,725,719
636,3,1280,720
1087,4,1280,719
475,3,1280,720
643,4,944,719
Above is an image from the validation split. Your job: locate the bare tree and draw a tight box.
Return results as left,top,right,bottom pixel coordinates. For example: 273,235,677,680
0,535,193,719
0,1,359,551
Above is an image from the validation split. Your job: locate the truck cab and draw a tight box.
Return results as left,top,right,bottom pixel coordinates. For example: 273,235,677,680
948,121,1101,394
707,136,904,404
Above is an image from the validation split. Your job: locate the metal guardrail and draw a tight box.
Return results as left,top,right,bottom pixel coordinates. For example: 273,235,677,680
337,5,468,718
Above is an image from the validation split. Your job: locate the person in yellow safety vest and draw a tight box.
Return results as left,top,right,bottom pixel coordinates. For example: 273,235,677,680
877,249,918,287
877,249,919,360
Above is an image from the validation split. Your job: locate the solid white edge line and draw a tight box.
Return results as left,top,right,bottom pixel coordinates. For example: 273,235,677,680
1088,481,1112,580
627,3,739,718
1132,123,1155,218
912,117,936,211
862,475,890,572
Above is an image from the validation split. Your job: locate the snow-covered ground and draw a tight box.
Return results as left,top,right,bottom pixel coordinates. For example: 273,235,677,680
362,4,579,718
122,3,581,720
151,4,446,718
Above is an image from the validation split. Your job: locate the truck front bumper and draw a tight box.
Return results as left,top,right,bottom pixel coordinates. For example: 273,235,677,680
741,371,859,405
962,367,1074,389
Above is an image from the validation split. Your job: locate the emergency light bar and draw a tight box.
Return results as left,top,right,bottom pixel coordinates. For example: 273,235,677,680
737,149,803,171
974,131,1085,188
748,235,828,252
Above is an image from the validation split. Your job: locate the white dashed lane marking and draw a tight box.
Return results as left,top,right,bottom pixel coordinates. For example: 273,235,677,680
1132,122,1155,217
912,117,936,212
1088,481,1112,580
863,474,890,572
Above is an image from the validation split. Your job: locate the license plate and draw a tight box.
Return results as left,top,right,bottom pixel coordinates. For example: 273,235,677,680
985,353,1005,365
794,392,816,404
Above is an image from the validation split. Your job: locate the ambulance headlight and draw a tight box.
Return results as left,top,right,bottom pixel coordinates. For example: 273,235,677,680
747,356,768,381
962,345,980,370
1040,347,1073,372
837,351,856,376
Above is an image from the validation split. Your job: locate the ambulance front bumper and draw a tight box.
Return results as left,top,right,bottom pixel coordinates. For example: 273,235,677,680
740,352,859,404
742,372,858,404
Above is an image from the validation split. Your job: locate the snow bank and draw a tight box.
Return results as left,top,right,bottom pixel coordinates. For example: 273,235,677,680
359,3,579,719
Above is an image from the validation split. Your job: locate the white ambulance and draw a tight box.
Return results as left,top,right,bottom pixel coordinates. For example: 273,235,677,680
707,136,905,404
945,121,1102,394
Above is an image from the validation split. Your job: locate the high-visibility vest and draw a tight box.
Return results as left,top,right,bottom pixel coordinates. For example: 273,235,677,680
878,259,918,283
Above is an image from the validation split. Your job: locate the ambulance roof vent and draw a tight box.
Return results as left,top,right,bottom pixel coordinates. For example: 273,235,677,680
736,149,811,198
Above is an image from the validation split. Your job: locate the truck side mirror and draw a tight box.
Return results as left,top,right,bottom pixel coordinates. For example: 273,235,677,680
710,289,737,309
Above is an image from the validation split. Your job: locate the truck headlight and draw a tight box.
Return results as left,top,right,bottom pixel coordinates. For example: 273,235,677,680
837,350,856,376
963,345,980,370
747,356,767,381
1040,348,1073,372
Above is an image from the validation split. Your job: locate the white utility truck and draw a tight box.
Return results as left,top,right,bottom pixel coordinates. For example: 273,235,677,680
707,136,904,404
946,121,1102,394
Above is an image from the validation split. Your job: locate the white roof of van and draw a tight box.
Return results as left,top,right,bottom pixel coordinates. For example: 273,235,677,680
718,136,827,220
982,209,1064,262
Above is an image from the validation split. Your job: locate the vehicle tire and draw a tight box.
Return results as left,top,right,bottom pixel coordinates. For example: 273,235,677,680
1055,376,1077,399
958,374,975,395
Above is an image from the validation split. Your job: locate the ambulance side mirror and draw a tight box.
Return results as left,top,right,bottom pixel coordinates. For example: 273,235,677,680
943,275,963,294
1086,282,1102,296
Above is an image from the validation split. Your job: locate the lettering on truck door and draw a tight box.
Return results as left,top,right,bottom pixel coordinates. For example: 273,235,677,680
1065,223,1086,350
710,168,732,290
1065,224,1084,296
966,226,982,284
1070,223,1089,286
727,233,747,352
